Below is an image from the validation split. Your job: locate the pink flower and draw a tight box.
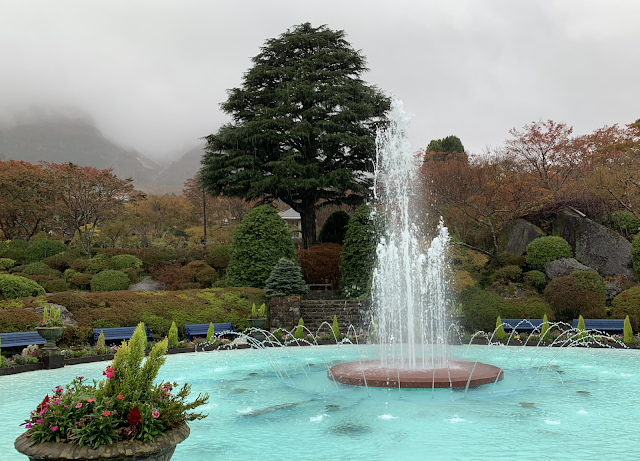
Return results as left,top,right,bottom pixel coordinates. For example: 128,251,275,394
52,400,61,405
103,410,111,416
25,423,32,429
77,376,84,380
106,372,114,379
39,409,47,415
51,426,58,431
105,401,112,404
87,398,95,403
63,405,69,409
152,409,159,418
117,394,124,400
36,418,43,425
75,402,82,409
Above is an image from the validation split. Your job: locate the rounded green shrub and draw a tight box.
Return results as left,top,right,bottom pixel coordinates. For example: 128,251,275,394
0,258,16,271
109,254,143,271
24,239,69,264
523,270,548,292
0,274,46,299
525,236,573,271
42,251,83,272
83,255,110,274
265,258,308,297
226,205,296,288
459,286,506,332
572,270,605,296
611,210,640,236
206,245,231,273
612,287,640,331
501,297,552,319
544,275,606,322
42,278,71,293
490,265,522,285
0,240,29,264
340,205,380,299
90,270,130,292
318,210,351,245
23,262,58,276
70,273,94,290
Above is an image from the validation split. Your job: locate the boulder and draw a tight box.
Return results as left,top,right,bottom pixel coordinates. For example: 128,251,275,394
605,282,623,304
544,258,597,279
502,219,545,256
26,304,77,326
554,209,633,278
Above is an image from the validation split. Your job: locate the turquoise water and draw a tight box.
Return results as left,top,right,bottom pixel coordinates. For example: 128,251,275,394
2,344,640,460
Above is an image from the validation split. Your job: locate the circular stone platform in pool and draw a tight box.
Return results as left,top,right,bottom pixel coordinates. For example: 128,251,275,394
328,360,504,388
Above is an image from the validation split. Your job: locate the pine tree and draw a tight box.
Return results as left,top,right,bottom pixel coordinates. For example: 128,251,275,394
332,314,340,338
265,258,308,297
96,330,107,355
495,316,506,341
168,321,179,349
540,314,550,341
206,323,215,343
624,315,634,345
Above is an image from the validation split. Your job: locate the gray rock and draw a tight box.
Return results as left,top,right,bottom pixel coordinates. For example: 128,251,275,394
544,258,597,279
129,276,164,291
604,282,623,303
554,209,633,278
26,304,77,326
503,219,545,256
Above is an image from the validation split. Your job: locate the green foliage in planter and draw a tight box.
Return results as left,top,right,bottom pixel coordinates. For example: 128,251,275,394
318,210,351,245
540,314,550,341
612,286,640,331
632,234,640,275
0,258,15,270
332,314,339,338
96,330,107,355
572,270,605,296
340,205,380,298
295,318,305,339
624,315,634,345
24,239,68,264
42,278,71,293
265,258,308,297
206,322,215,342
226,205,296,288
544,275,606,323
490,265,522,285
70,273,93,290
525,236,573,271
90,270,130,292
0,239,29,264
0,274,46,299
168,321,179,348
495,316,506,340
109,254,143,271
523,270,548,292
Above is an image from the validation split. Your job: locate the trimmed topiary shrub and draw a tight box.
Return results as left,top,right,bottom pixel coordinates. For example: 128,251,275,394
226,205,296,288
265,258,308,297
340,205,380,299
83,255,110,274
206,245,231,276
318,210,351,245
168,321,179,348
495,316,506,340
525,236,573,271
624,315,633,345
612,286,640,331
572,270,605,296
109,254,143,271
24,239,69,264
42,251,83,272
23,262,60,276
459,287,505,332
544,276,606,323
297,243,342,289
294,318,305,339
523,270,548,292
70,273,93,290
0,274,46,299
42,279,71,293
501,297,552,319
90,270,130,292
540,314,550,341
332,314,340,338
0,258,16,271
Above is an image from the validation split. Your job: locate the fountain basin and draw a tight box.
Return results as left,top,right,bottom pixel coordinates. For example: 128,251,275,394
328,360,504,388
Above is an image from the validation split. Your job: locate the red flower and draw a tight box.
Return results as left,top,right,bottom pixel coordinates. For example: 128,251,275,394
103,410,111,416
36,395,50,414
117,394,124,400
127,406,141,426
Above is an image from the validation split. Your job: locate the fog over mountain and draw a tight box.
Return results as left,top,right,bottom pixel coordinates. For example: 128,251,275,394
0,109,201,194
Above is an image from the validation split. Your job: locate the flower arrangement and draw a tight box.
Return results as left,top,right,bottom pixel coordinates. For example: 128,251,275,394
21,323,208,449
248,303,267,319
39,305,64,327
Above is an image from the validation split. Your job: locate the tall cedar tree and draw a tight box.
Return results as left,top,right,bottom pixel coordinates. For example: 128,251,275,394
200,23,390,249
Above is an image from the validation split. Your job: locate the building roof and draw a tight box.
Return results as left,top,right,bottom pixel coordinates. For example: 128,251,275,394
278,208,300,219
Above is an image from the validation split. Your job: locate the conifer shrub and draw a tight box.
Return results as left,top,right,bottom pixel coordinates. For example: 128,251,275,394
459,287,505,332
206,245,231,276
572,270,605,296
495,316,506,340
501,297,552,319
23,262,60,277
140,312,173,339
70,273,94,290
294,318,305,339
624,315,633,345
340,205,380,299
332,314,340,338
206,322,215,342
0,274,46,299
523,270,548,292
24,239,69,264
575,315,587,341
83,255,110,274
109,254,143,271
42,278,71,293
90,270,130,292
318,210,351,245
42,251,83,272
265,258,308,297
297,243,342,288
0,258,16,271
168,321,180,348
525,236,573,271
540,314,550,341
226,205,296,288
544,276,606,323
95,330,107,355
612,287,640,331
0,239,29,264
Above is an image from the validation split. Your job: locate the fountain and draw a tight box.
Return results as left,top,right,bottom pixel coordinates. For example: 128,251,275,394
329,99,503,388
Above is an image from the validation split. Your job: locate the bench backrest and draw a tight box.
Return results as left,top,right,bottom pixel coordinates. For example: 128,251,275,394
93,327,151,345
184,323,235,341
500,319,544,331
572,319,625,332
0,331,46,348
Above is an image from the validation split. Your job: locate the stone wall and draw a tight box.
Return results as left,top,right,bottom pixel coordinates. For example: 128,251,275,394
269,297,370,334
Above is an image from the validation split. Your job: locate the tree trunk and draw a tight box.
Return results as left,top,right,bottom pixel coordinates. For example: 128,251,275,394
299,206,317,249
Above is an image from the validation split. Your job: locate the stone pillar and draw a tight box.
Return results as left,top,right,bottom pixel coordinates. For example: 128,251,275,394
269,296,301,331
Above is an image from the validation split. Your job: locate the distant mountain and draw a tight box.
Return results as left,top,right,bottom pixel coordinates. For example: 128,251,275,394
0,113,163,192
152,144,205,194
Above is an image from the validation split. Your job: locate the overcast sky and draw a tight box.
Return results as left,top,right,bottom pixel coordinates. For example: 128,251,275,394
1,0,638,161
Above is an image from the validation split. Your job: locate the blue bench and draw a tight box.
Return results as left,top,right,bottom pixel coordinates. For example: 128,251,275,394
93,327,152,345
0,331,46,349
501,319,545,332
572,319,625,334
185,323,235,342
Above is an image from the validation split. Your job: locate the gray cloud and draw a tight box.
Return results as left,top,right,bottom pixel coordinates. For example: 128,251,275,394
1,0,638,160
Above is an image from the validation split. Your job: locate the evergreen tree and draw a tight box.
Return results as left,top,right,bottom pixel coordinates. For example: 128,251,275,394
540,314,550,341
200,23,390,248
340,205,380,298
318,210,351,245
624,315,634,345
168,321,179,349
424,135,466,162
332,314,340,338
265,258,308,297
226,205,296,288
495,316,506,340
206,323,215,343
294,318,305,339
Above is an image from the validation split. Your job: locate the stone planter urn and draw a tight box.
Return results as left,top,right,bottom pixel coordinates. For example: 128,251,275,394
36,326,65,347
14,424,190,461
248,318,267,341
36,327,66,369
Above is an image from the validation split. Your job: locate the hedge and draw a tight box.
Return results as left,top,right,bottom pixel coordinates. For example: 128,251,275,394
318,210,351,245
90,270,130,292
